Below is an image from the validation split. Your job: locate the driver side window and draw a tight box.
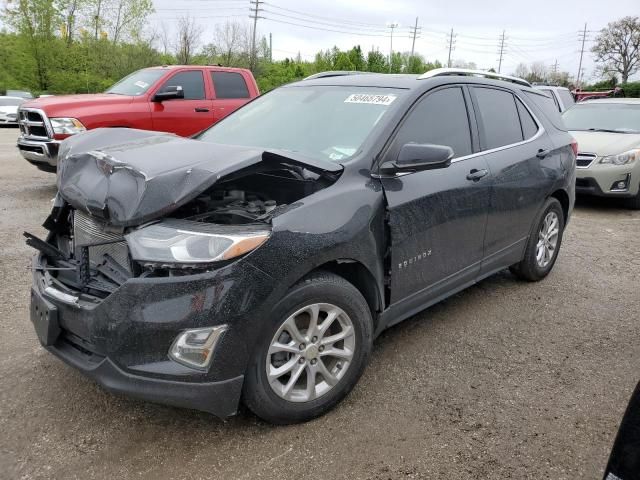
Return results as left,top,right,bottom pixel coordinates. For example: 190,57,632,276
159,71,205,100
391,87,472,159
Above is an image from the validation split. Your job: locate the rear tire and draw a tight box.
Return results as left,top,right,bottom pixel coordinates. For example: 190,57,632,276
510,197,565,282
242,271,373,424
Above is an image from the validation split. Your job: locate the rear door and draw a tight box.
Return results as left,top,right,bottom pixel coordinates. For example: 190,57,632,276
469,86,558,274
150,70,214,136
381,86,491,304
210,71,253,124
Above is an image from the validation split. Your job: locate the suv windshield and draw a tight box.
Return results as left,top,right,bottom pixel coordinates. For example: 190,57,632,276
563,102,640,133
105,69,167,96
197,86,404,162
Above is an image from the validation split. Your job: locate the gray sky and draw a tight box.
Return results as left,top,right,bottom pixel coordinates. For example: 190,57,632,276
151,0,640,82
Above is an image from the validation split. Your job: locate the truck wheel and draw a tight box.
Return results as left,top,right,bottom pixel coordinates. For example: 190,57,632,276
242,271,373,424
510,197,565,282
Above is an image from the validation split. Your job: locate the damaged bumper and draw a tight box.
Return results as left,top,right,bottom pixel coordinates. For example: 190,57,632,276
30,253,275,418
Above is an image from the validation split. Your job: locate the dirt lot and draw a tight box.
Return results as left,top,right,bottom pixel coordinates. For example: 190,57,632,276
0,127,639,480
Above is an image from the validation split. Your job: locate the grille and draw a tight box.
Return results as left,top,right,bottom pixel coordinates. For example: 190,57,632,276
73,210,131,273
576,152,597,169
18,109,50,139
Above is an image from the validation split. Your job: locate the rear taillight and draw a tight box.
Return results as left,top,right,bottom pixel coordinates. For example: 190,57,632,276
570,139,578,157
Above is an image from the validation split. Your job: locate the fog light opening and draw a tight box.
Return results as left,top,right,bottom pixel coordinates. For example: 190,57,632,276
610,174,631,192
169,326,227,370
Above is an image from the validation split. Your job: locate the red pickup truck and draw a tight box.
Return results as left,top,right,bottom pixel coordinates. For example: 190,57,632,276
17,65,259,172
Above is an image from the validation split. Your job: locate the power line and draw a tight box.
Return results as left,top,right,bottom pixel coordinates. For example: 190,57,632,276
260,9,388,33
263,2,391,29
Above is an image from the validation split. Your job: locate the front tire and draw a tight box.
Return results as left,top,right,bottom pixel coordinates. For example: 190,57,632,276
510,197,565,282
242,271,373,424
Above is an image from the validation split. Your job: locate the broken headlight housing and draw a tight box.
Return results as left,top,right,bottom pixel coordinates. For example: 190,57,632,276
125,219,270,266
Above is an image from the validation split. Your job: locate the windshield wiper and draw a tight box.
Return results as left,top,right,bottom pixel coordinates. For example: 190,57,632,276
587,128,632,134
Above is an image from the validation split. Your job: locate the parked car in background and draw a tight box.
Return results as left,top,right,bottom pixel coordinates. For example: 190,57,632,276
26,69,575,424
562,98,640,209
17,65,259,172
534,85,575,112
0,96,26,126
5,90,33,99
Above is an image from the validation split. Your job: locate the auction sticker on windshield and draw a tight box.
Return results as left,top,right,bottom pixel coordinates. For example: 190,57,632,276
344,93,397,105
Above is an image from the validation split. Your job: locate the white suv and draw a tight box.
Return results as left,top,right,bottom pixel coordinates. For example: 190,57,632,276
534,86,575,112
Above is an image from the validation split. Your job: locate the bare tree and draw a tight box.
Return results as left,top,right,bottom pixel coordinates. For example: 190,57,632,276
513,63,529,79
110,0,153,43
175,16,202,64
528,61,547,83
215,20,243,66
592,16,640,84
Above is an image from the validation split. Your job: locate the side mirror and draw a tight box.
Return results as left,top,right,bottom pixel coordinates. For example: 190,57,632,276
153,85,184,102
379,143,454,175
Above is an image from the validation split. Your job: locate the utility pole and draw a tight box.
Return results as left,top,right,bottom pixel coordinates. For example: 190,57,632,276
249,0,263,73
446,28,455,68
409,17,421,57
551,59,559,83
576,23,588,88
497,30,506,73
387,22,399,73
269,32,272,62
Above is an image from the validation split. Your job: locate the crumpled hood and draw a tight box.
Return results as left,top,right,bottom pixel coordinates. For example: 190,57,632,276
570,131,640,156
57,128,342,227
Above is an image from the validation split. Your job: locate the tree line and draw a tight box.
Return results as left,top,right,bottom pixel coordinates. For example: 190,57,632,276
1,1,638,96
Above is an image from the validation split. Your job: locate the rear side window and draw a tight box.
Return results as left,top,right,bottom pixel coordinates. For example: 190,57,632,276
558,89,575,108
524,91,567,131
212,72,250,99
159,71,205,100
473,87,523,149
515,98,539,139
392,87,472,159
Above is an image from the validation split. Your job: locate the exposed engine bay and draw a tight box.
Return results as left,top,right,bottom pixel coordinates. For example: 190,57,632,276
27,163,338,302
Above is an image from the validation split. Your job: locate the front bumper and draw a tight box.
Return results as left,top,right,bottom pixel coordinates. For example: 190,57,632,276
17,137,60,172
576,164,639,198
30,253,276,417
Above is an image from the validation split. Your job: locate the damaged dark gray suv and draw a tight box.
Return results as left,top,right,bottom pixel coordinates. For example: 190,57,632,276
28,69,576,424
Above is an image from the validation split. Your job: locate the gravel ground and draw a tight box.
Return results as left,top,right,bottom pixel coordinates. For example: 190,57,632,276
1,127,639,480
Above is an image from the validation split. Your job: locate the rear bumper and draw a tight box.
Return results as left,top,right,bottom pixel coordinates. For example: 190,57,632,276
17,137,59,172
46,337,244,417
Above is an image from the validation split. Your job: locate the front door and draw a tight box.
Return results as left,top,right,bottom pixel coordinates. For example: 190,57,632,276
380,86,491,304
151,70,214,136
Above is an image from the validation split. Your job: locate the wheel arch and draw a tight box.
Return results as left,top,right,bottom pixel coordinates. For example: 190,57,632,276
550,188,570,222
293,259,383,332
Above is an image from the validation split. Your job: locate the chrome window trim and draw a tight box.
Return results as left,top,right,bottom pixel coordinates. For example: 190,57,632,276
451,89,545,164
18,107,55,140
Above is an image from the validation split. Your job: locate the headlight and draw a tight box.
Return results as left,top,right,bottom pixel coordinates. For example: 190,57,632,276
49,117,86,135
169,326,227,370
599,148,640,166
125,219,270,265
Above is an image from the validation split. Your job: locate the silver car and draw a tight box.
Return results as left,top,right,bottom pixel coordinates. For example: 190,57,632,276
562,98,640,209
0,96,26,126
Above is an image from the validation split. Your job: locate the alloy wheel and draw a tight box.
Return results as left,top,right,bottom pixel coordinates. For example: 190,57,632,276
536,211,559,268
266,303,356,402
